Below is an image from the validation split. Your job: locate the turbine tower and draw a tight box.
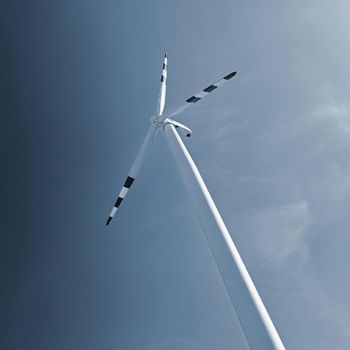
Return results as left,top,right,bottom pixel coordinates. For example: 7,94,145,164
106,53,285,350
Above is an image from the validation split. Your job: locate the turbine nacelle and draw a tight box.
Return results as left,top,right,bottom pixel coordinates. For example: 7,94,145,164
163,118,192,137
150,115,192,137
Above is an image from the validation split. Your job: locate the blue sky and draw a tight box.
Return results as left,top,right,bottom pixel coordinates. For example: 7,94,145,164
2,0,350,349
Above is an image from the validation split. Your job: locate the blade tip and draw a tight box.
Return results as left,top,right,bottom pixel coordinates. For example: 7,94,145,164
106,217,112,226
224,71,237,80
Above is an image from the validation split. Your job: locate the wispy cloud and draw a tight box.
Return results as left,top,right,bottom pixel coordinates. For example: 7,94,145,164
250,199,311,266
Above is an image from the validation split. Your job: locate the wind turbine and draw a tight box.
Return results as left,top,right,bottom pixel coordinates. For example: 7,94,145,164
106,53,285,350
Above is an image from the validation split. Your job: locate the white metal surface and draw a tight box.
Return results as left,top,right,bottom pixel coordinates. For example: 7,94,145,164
156,53,167,117
165,124,285,350
164,118,192,137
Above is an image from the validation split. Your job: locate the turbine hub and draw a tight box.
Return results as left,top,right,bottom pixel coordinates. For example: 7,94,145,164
150,115,163,128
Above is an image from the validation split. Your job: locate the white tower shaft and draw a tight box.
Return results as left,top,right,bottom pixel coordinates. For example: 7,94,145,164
165,124,285,350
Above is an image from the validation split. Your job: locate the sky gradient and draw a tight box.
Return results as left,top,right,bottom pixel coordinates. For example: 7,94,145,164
2,1,350,349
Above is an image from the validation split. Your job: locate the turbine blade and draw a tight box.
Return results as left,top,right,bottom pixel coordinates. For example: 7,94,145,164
106,126,155,225
162,70,237,120
156,53,168,117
